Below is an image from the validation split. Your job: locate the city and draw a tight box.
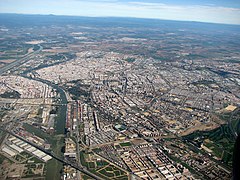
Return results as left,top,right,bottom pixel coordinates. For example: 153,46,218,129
0,14,239,180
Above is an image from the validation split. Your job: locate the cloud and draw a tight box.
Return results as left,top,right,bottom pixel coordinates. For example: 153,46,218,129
123,1,240,24
73,0,119,2
128,2,185,10
129,2,166,7
128,1,240,12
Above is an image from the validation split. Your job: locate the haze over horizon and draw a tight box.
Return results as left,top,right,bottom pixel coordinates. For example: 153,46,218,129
0,0,240,25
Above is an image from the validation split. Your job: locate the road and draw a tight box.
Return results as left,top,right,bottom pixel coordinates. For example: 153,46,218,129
0,45,102,179
74,101,82,180
0,44,43,75
0,127,104,180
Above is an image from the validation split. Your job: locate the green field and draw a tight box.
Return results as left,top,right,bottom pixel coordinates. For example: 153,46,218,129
0,154,6,164
23,123,51,141
183,119,239,167
46,159,63,180
80,151,128,180
54,103,67,134
0,131,6,145
119,142,131,147
23,123,65,179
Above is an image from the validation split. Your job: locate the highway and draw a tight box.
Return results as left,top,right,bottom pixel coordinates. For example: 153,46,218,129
0,127,104,180
0,44,43,75
73,101,82,180
0,100,67,107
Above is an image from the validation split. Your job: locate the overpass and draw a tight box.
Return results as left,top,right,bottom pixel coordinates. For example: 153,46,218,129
0,127,104,180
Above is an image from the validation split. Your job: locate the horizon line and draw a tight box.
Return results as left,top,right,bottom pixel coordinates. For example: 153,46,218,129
1,12,240,26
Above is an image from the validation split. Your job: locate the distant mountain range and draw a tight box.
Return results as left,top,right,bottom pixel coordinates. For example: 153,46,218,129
0,13,240,33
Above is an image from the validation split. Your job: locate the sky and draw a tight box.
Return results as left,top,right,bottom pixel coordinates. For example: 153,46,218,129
0,0,240,25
